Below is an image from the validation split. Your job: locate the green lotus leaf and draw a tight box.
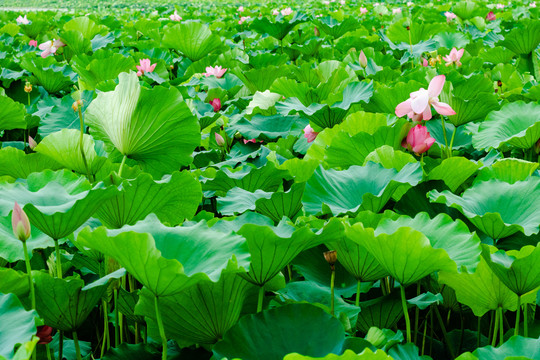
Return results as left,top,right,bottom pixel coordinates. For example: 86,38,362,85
217,188,273,215
0,170,118,240
284,348,392,360
407,292,443,310
303,162,422,216
63,16,108,39
71,50,135,91
135,272,253,347
0,147,61,180
19,18,48,38
438,252,535,316
0,269,30,302
429,177,540,239
270,78,314,107
386,19,448,44
474,159,539,185
0,214,54,262
452,0,478,19
61,30,92,56
91,33,115,51
314,16,359,39
0,293,39,360
76,215,250,296
345,225,455,285
427,157,481,192
375,212,482,272
35,129,107,176
255,182,305,223
234,65,292,93
472,102,540,151
456,336,540,360
20,56,74,94
434,32,470,49
500,19,540,55
363,81,423,114
363,146,417,171
101,343,160,360
213,304,346,360
250,12,308,41
244,91,281,116
229,114,303,140
425,119,471,150
85,72,200,177
162,22,221,61
33,269,125,331
95,171,201,228
481,244,540,296
387,343,431,360
0,94,26,131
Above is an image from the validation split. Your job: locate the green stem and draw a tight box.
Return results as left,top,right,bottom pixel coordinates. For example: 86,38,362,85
46,344,52,360
135,322,140,344
77,107,91,181
257,285,265,313
58,331,63,360
448,126,457,158
420,154,426,177
54,239,62,279
499,307,504,346
114,289,119,347
434,306,455,359
154,296,168,360
492,309,499,346
524,302,528,337
287,264,293,283
515,295,521,336
118,154,128,178
330,268,335,316
72,331,82,360
101,299,109,358
355,280,361,307
22,241,35,309
477,315,481,349
400,285,412,343
414,283,420,344
441,118,449,159
421,309,429,355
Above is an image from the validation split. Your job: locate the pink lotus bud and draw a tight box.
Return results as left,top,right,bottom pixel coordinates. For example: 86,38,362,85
402,125,436,155
215,132,225,147
486,11,496,21
29,40,37,47
359,50,368,68
314,26,320,36
303,124,319,143
210,98,221,112
12,202,31,242
28,136,37,150
422,57,429,67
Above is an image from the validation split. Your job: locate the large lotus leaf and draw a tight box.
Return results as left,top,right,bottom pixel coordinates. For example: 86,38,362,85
34,90,94,137
255,182,305,223
314,16,359,39
438,252,536,316
375,212,482,273
356,292,404,333
456,336,540,360
162,22,221,61
250,13,308,40
0,147,61,179
0,269,30,302
0,170,118,240
61,30,92,56
499,19,540,55
427,157,481,192
345,225,455,285
35,129,107,176
63,16,108,39
270,78,314,107
0,293,38,360
101,343,160,360
135,272,253,346
217,188,273,215
213,304,346,360
324,218,389,282
386,19,448,44
71,51,135,91
229,114,303,140
0,94,26,131
85,72,200,177
472,102,540,151
363,81,423,114
95,171,201,228
434,32,470,49
474,159,539,185
363,146,417,172
429,178,540,239
0,214,54,262
20,56,74,94
236,222,315,286
481,244,540,296
76,215,250,296
284,349,392,360
303,162,422,216
33,269,125,331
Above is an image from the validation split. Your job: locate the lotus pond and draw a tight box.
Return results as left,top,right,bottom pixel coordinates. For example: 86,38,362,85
0,0,540,359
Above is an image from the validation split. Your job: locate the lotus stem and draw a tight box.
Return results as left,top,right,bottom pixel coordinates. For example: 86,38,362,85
441,118,449,159
135,322,140,344
498,307,504,346
524,302,528,337
118,154,128,178
22,241,36,309
448,126,457,158
434,306,455,359
330,267,335,316
46,344,52,360
491,309,499,346
58,331,63,360
72,331,82,360
54,239,62,279
154,296,168,360
515,295,521,336
101,299,109,358
355,280,361,307
287,264,293,282
414,283,420,344
257,285,265,313
421,308,430,356
114,289,119,347
400,285,412,343
477,315,481,349
77,106,91,181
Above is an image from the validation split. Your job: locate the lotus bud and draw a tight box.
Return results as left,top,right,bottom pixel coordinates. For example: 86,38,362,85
72,99,83,112
422,57,429,67
215,132,225,147
24,81,32,93
28,136,37,150
359,50,368,68
36,326,53,344
324,250,337,268
210,98,221,112
12,202,31,242
314,26,320,36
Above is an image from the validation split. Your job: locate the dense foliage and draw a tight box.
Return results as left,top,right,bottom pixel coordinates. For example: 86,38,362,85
0,0,539,359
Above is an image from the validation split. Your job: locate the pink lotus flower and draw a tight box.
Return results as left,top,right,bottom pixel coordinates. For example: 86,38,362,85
496,4,505,9
16,15,30,25
530,2,537,7
238,16,250,25
358,50,368,68
422,57,429,67
210,98,221,112
407,1,414,6
486,11,496,21
204,65,227,78
281,7,293,16
272,9,279,15
360,7,368,14
12,202,31,242
243,139,260,144
443,48,464,67
238,6,244,12
323,1,330,4
340,0,346,5
136,59,156,77
215,132,225,146
444,11,457,22
38,39,65,58
169,10,182,21
393,8,402,14
402,125,435,155
29,40,37,47
304,125,319,143
28,136,37,150
374,2,380,6
395,75,456,121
